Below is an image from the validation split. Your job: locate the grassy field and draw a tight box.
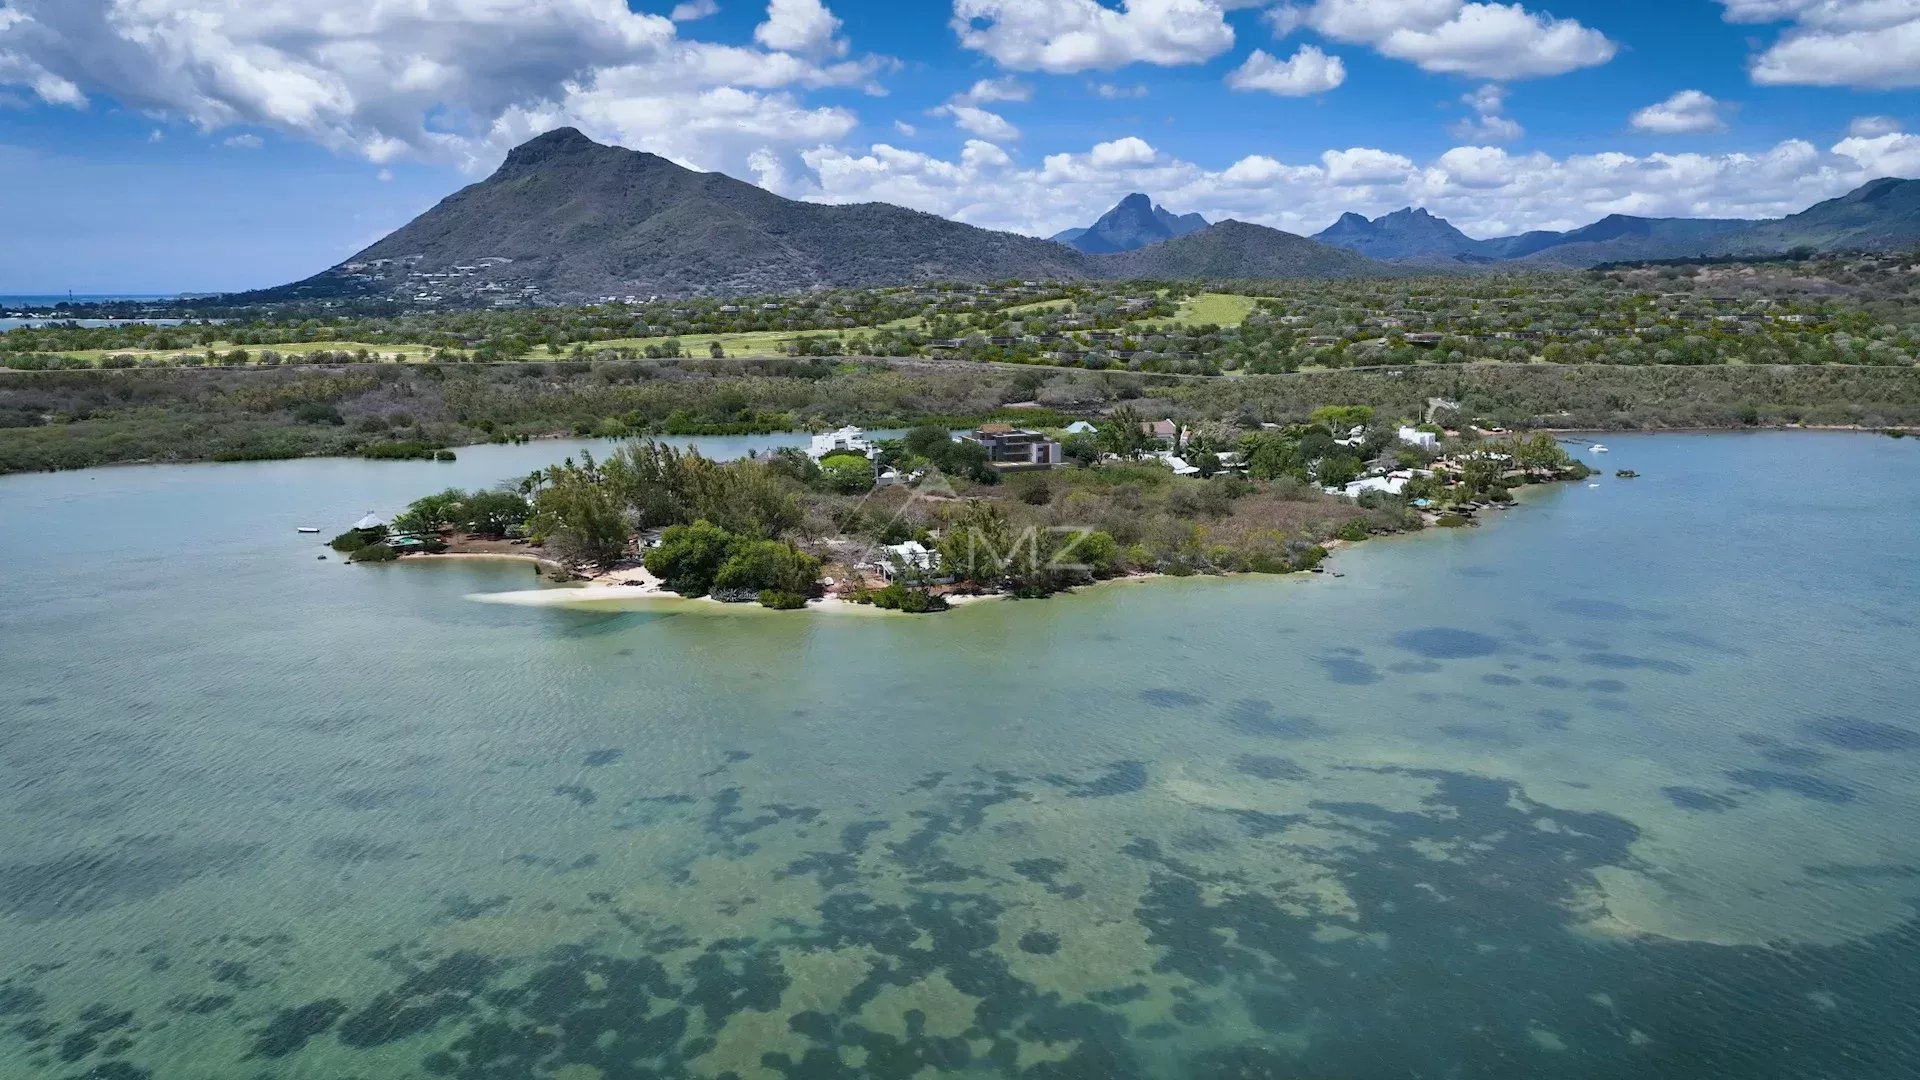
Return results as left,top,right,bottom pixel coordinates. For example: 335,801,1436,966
1002,299,1073,317
1167,292,1259,327
592,328,840,358
62,340,441,364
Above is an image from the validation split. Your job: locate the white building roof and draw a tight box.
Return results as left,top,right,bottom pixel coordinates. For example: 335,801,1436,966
807,426,874,461
1335,475,1409,498
883,541,940,571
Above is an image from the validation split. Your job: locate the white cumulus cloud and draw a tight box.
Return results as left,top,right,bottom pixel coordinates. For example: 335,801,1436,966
1448,82,1523,141
1847,115,1902,138
1226,46,1347,95
950,0,1248,73
937,104,1022,140
1300,0,1617,80
1630,90,1726,134
671,0,721,20
0,0,875,183
755,0,848,57
1322,146,1415,184
953,76,1032,105
1718,0,1920,88
1833,131,1920,176
790,128,1891,244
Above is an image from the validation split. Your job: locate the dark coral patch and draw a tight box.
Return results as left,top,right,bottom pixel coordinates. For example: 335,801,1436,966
1394,627,1502,659
1018,932,1062,955
1726,769,1856,804
1663,787,1740,812
250,999,348,1059
1223,699,1322,739
1578,653,1690,674
1318,656,1382,685
1802,717,1920,753
1141,688,1208,708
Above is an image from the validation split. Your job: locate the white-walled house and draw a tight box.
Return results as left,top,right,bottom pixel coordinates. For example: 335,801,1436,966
1397,426,1439,452
1332,469,1427,499
878,541,951,583
808,426,874,461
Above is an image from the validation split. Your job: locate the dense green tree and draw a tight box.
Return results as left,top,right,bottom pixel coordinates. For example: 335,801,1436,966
714,539,821,596
645,520,738,596
937,500,1017,586
1317,454,1363,489
1096,404,1154,460
394,489,466,533
462,490,530,537
532,473,629,570
817,452,875,494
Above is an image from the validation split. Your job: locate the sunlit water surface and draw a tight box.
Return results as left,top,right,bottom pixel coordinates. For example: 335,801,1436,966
2,431,1918,1079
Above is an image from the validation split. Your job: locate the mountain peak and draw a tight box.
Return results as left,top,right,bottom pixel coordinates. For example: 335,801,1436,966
1052,193,1209,253
1313,206,1479,260
497,127,626,175
1848,177,1911,202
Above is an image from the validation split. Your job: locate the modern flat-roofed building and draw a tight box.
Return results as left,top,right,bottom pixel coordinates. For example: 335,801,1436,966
964,424,1062,468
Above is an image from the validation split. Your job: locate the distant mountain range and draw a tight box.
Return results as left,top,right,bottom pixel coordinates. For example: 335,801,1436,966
1312,178,1920,267
1051,193,1208,254
240,129,1920,304
242,130,1387,303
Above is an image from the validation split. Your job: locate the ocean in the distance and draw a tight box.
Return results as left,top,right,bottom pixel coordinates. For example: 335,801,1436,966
1,431,1917,1078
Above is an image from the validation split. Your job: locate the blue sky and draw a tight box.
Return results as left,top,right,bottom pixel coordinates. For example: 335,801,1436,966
1,0,1916,293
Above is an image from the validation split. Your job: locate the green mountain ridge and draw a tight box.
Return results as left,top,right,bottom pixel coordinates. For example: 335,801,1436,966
243,130,1393,303
1314,181,1920,267
1100,219,1405,280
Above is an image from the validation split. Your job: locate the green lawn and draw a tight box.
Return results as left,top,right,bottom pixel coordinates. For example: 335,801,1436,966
592,327,842,358
1166,293,1259,327
60,340,441,364
1002,299,1073,316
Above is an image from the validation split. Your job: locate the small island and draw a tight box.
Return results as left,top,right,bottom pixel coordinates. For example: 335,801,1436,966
342,405,1591,612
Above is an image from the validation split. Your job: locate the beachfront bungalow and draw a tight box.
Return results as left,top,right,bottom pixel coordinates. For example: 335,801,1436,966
351,512,387,531
1332,469,1427,500
964,424,1062,468
807,426,875,462
878,541,952,584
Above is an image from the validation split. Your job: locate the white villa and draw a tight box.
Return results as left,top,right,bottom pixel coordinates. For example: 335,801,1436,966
1330,469,1429,499
807,426,874,462
1397,426,1440,451
877,541,950,583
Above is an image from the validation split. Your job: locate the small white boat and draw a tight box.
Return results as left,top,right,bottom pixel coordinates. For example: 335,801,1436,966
297,527,321,534
1590,444,1609,453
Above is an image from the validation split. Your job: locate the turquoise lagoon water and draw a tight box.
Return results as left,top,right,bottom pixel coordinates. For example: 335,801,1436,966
1,432,1918,1078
